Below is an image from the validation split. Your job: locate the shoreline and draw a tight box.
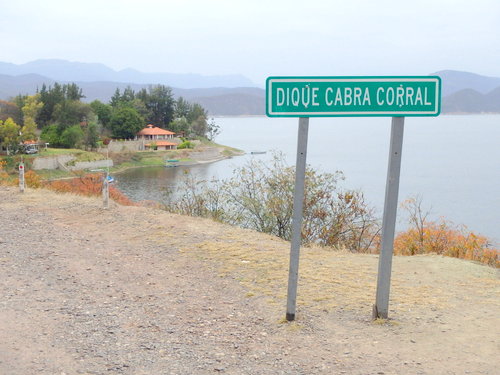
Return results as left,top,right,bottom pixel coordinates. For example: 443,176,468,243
17,144,245,181
112,153,239,176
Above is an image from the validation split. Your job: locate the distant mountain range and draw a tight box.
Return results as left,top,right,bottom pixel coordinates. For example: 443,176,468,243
0,60,499,115
0,59,255,88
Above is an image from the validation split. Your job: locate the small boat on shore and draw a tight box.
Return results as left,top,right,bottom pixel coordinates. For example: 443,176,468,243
166,159,179,167
250,151,266,155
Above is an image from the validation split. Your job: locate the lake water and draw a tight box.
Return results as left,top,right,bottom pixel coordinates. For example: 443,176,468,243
116,115,500,245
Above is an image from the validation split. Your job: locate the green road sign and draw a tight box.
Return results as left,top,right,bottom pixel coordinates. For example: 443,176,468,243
266,76,441,117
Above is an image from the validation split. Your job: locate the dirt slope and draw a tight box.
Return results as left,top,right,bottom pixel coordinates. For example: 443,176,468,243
0,186,498,374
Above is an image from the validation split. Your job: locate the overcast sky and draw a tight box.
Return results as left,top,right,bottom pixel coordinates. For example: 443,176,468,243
1,0,499,85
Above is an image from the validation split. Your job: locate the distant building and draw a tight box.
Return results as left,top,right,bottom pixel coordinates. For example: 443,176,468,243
137,124,177,151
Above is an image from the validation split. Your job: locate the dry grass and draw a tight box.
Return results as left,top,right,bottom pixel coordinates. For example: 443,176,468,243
161,219,500,319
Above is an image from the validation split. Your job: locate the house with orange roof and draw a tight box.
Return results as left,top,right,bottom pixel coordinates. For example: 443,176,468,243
137,124,177,151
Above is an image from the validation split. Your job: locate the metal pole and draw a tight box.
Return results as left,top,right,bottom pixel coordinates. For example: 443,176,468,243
374,116,405,319
286,117,309,321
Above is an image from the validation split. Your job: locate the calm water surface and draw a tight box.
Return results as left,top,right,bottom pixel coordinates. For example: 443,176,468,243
116,115,500,244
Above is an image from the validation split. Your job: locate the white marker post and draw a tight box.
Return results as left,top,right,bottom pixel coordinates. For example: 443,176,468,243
286,117,309,321
19,163,25,193
102,175,109,209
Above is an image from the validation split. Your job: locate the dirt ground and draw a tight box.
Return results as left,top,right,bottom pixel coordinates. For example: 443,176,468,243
0,186,498,375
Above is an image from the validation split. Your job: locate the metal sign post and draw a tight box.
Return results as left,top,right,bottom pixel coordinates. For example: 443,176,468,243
19,163,25,193
373,117,405,319
286,117,309,321
266,76,440,321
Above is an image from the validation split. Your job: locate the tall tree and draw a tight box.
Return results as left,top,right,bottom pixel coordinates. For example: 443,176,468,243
109,107,144,139
65,83,85,101
186,103,207,124
175,96,192,119
0,100,22,124
110,88,122,108
84,122,99,149
141,85,175,128
37,83,65,127
21,95,43,141
121,86,135,104
90,100,113,129
187,103,208,137
0,118,21,154
53,100,92,133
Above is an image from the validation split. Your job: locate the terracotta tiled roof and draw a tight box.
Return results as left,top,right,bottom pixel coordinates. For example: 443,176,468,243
137,124,175,136
146,141,177,146
23,140,37,145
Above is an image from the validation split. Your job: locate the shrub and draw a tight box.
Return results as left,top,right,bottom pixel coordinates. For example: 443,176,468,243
177,140,193,149
168,152,380,252
60,125,84,148
395,196,498,267
44,174,135,206
24,170,42,188
40,124,61,147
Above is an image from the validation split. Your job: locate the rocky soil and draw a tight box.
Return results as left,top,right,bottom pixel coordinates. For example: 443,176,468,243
0,186,498,374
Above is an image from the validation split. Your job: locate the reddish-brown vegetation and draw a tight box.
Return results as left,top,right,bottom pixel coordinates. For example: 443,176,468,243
24,170,42,188
44,173,135,206
0,160,15,186
394,220,499,267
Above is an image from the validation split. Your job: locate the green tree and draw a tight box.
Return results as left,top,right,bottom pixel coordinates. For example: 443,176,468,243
138,85,175,127
53,100,92,133
37,83,65,127
40,124,61,147
169,117,190,135
186,103,208,137
109,106,144,139
191,116,207,137
121,86,136,104
0,100,22,124
110,88,122,108
175,96,192,118
0,118,21,154
90,100,113,129
60,125,84,148
64,83,84,101
21,95,43,142
84,122,99,149
186,102,207,124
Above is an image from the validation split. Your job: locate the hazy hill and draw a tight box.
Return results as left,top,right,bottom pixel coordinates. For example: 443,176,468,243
433,70,500,96
0,73,56,99
189,93,265,116
442,86,500,113
0,59,256,89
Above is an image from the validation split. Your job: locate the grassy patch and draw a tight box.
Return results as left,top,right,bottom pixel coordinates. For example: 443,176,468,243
38,148,82,156
165,222,496,319
35,169,74,180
